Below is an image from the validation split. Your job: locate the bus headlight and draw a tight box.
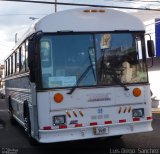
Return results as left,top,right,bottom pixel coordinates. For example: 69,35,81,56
132,108,144,118
53,115,66,125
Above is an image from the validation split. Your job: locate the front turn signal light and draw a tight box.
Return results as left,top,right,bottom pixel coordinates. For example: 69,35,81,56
133,88,141,97
54,93,63,103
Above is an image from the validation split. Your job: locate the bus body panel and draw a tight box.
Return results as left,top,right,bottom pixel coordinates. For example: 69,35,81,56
36,85,152,143
5,75,32,122
37,86,148,112
5,75,39,139
36,86,152,143
38,122,152,143
36,8,145,33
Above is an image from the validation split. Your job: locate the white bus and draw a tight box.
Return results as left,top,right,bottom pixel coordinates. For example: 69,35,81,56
5,7,154,144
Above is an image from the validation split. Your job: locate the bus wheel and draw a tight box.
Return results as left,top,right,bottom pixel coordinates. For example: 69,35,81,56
24,105,38,146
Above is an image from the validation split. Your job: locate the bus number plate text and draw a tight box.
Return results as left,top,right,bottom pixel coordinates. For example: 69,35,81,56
93,126,109,135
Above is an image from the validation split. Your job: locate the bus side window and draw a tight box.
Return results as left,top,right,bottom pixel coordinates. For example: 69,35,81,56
7,58,10,76
12,53,15,74
16,50,19,72
11,55,13,74
21,44,26,72
15,52,17,73
19,47,22,71
26,40,29,71
5,61,7,76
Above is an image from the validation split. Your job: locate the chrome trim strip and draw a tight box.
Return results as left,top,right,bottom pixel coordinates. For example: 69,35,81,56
4,72,29,81
12,97,24,105
13,114,25,127
6,87,31,93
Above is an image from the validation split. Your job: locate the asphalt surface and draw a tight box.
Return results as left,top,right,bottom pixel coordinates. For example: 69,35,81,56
0,98,160,154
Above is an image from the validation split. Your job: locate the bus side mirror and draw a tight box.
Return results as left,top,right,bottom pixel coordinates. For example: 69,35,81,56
28,40,35,82
147,40,155,57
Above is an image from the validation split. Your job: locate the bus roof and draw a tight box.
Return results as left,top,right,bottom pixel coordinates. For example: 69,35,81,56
35,7,145,32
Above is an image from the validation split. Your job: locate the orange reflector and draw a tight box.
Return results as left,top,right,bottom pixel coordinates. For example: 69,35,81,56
59,125,67,129
147,116,152,120
118,106,122,114
128,106,132,113
133,117,140,122
83,9,90,12
91,9,98,12
75,124,83,127
104,121,112,125
79,110,84,117
73,111,77,117
133,88,141,97
66,111,71,118
119,119,126,123
123,107,127,113
54,93,63,103
90,122,97,126
43,126,52,130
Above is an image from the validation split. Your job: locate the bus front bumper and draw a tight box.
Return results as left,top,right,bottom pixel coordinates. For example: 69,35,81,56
37,121,152,143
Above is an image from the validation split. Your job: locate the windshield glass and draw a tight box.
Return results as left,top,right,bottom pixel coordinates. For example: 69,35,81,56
40,33,147,89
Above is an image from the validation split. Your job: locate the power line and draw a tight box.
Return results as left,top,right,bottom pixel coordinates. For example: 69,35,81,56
0,14,47,16
0,0,160,11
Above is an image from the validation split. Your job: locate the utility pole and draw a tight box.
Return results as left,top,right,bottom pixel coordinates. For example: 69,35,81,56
55,0,57,12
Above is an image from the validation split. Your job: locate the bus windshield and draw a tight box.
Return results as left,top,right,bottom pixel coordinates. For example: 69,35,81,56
40,33,147,89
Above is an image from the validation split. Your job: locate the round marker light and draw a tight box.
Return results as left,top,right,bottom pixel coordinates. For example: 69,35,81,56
91,9,98,12
133,88,141,97
83,9,106,13
83,9,90,13
54,93,63,103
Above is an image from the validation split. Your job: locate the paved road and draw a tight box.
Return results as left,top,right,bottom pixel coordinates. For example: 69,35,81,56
0,98,160,154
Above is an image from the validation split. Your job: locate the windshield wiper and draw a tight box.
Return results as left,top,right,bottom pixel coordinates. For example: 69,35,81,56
88,47,96,81
67,65,92,95
102,63,129,91
109,71,129,91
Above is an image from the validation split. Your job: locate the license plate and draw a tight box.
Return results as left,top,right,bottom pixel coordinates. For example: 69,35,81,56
93,126,109,135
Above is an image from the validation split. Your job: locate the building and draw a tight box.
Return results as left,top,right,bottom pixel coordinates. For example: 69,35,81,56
0,64,4,88
144,18,160,108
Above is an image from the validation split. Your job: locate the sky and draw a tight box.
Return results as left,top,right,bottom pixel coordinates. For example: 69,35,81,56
0,0,160,64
